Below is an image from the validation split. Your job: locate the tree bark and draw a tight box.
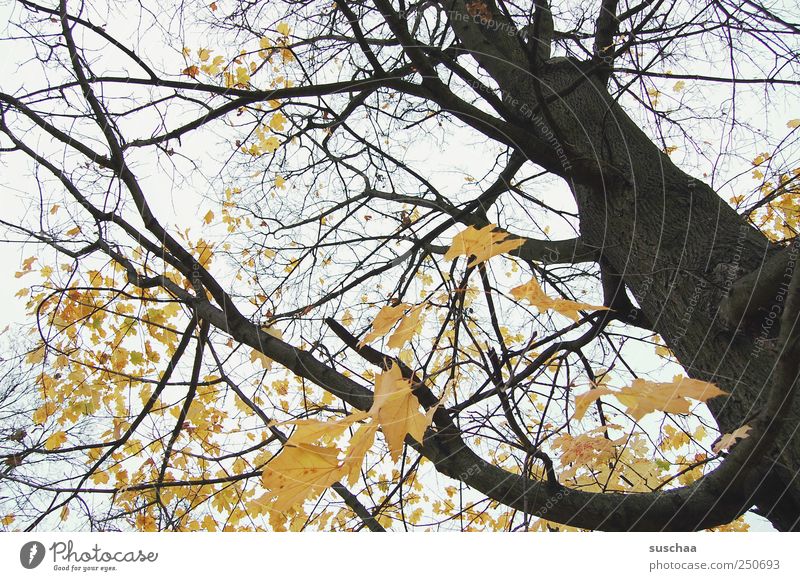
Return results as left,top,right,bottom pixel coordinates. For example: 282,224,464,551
505,58,800,530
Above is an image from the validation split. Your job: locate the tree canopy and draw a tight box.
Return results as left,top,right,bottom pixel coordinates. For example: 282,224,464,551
1,0,799,532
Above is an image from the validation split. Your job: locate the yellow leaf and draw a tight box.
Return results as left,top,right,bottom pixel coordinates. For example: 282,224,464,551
32,402,56,425
201,55,225,76
261,442,345,512
282,411,369,446
712,425,751,454
550,298,607,322
50,204,60,214
360,303,408,345
655,344,673,358
270,112,287,131
670,375,727,401
341,309,353,327
511,277,607,322
234,66,250,86
1,515,14,526
444,224,525,267
263,325,283,341
342,422,377,485
386,304,425,349
275,175,287,189
673,80,686,92
194,238,214,267
369,364,431,461
26,346,45,365
90,471,110,485
276,22,291,36
573,386,615,421
44,431,68,450
198,48,212,62
60,505,70,521
788,119,800,129
135,514,157,531
203,210,214,224
616,381,691,420
261,135,281,153
615,376,726,421
201,514,217,531
251,349,273,370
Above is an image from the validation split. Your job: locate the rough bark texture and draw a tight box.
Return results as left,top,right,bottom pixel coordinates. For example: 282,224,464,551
511,58,800,530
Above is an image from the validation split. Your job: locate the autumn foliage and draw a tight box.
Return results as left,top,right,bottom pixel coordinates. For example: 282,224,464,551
1,0,799,532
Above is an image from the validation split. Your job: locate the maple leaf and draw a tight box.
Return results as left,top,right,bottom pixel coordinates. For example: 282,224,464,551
281,411,369,446
573,386,615,420
549,298,607,322
554,432,619,469
615,376,726,420
511,277,608,321
260,135,281,153
26,345,45,365
32,402,56,425
342,422,378,485
444,224,525,267
261,442,345,512
712,425,752,454
91,471,110,485
250,328,281,369
360,303,408,345
182,65,200,78
341,309,354,327
44,431,68,450
670,375,728,401
201,55,225,76
370,364,431,461
276,22,291,36
269,112,287,131
386,303,425,349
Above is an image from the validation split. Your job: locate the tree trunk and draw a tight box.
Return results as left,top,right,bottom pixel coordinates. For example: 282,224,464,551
509,59,800,530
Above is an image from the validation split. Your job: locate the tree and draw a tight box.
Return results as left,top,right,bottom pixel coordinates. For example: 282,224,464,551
0,0,799,532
